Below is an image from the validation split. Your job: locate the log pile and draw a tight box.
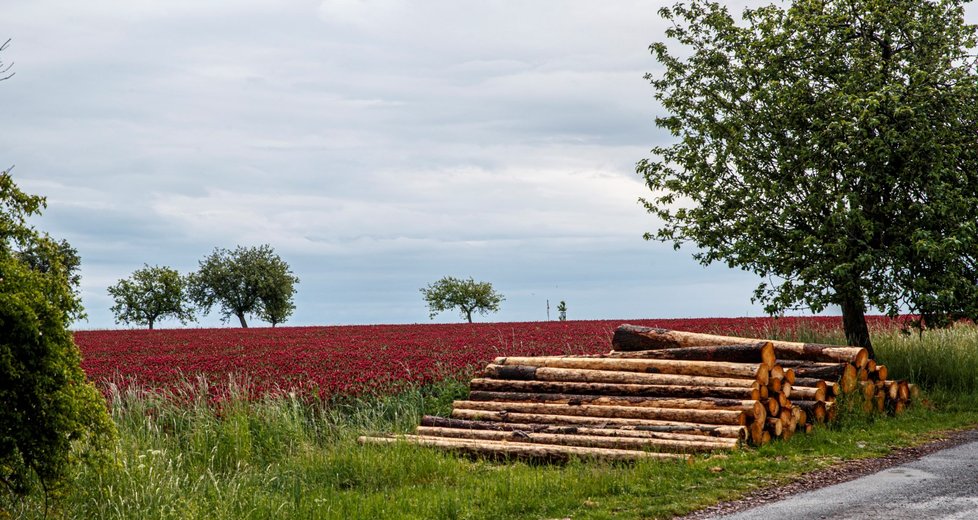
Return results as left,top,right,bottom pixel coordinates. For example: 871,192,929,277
358,324,915,461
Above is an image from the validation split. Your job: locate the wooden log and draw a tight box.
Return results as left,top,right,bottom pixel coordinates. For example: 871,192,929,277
358,435,692,462
414,426,737,453
448,409,749,439
783,368,795,385
468,378,762,400
790,386,827,402
493,356,770,383
893,400,907,415
899,381,912,401
777,361,846,380
611,325,869,367
796,407,808,428
764,397,780,417
875,365,888,382
766,418,783,437
792,378,829,394
884,381,899,400
419,416,741,445
749,420,764,446
607,342,776,368
480,365,760,388
452,400,748,426
793,400,827,423
467,391,767,419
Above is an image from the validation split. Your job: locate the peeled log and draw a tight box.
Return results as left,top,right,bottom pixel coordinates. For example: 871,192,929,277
419,416,741,445
468,378,761,400
467,390,766,418
481,365,760,388
612,325,868,367
413,426,737,453
452,400,748,426
607,342,775,368
358,435,692,462
494,356,769,382
448,409,748,439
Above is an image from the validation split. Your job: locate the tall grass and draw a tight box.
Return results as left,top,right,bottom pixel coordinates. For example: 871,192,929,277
874,324,978,393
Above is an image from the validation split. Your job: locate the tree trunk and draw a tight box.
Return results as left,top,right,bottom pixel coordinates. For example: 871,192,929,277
148,318,154,330
480,364,761,388
468,378,762,400
608,342,776,367
493,355,769,381
237,313,248,328
451,400,748,425
612,325,869,366
357,435,691,462
839,292,874,357
448,408,748,439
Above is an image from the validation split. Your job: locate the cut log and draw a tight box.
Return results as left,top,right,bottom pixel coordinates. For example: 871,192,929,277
451,400,748,425
790,386,827,402
766,418,783,437
358,435,692,462
413,426,737,452
466,391,766,418
468,378,762,400
419,416,741,445
607,342,776,368
493,356,769,382
611,325,869,367
792,400,827,423
448,409,748,439
480,365,760,388
875,365,888,382
792,378,829,394
777,361,847,380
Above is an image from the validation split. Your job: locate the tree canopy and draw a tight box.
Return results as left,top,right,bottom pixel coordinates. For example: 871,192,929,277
0,169,115,498
638,0,978,352
108,264,196,329
188,245,299,328
421,276,504,323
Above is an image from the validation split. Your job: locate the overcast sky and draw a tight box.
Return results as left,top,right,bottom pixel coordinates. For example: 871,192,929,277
7,1,974,329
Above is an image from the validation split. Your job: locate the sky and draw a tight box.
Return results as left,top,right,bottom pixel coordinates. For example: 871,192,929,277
6,1,973,330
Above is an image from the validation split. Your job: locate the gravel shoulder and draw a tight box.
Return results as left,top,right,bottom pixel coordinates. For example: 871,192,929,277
676,426,978,519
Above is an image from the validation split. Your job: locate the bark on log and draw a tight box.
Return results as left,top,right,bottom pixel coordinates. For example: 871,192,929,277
452,400,748,425
493,356,769,382
612,325,869,367
358,435,692,462
607,342,776,368
413,426,737,453
419,416,741,445
448,409,748,439
792,378,829,393
777,361,847,380
480,365,760,388
466,391,766,418
468,378,761,400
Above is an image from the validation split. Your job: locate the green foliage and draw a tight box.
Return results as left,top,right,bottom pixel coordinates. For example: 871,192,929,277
188,244,299,328
557,300,567,321
638,0,978,348
0,170,115,499
108,264,196,329
420,276,504,323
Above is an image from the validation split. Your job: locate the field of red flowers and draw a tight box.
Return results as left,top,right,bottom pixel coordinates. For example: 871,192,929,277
74,316,897,401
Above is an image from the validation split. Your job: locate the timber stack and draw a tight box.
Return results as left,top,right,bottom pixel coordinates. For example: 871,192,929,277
358,324,914,461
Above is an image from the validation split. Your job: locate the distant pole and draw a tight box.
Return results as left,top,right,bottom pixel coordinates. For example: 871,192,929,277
546,299,550,321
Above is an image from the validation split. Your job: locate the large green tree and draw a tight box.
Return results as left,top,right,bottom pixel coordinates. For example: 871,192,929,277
638,0,978,353
421,276,504,323
0,169,115,499
108,265,196,329
188,245,299,328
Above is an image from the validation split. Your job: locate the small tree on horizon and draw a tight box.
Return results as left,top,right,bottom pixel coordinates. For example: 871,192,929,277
108,264,196,330
557,300,567,321
188,245,299,328
421,276,504,323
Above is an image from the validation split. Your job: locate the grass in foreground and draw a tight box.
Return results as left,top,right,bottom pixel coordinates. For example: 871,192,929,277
3,326,978,519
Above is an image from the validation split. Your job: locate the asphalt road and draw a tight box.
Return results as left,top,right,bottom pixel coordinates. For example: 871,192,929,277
710,438,978,519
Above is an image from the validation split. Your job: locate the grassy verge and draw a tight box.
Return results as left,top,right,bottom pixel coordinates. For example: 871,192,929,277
4,326,978,519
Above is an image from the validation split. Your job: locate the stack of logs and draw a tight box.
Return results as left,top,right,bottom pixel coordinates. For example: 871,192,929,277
358,325,915,461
